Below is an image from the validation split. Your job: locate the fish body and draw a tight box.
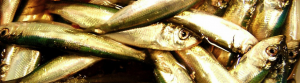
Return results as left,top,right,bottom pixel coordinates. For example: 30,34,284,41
0,0,20,24
10,54,102,83
104,23,200,50
87,0,200,34
222,0,257,28
229,35,287,83
46,2,117,29
191,0,229,16
60,0,135,9
248,0,289,41
212,46,237,68
169,11,258,54
282,0,300,42
16,13,52,22
0,45,40,81
0,22,146,61
175,46,241,83
149,50,193,83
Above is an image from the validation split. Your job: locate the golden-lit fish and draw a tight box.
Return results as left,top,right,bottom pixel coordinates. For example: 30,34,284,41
5,54,102,83
59,0,135,9
0,22,146,61
46,2,117,29
282,0,300,42
104,23,201,50
212,46,237,68
148,50,193,83
222,0,257,28
86,0,200,34
0,0,20,24
286,40,300,80
0,45,40,81
169,11,258,54
191,0,229,16
229,35,287,83
16,13,52,22
175,46,241,83
248,0,289,41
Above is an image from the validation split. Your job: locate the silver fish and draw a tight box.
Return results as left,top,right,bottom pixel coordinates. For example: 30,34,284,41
282,0,300,42
0,0,20,24
104,23,201,50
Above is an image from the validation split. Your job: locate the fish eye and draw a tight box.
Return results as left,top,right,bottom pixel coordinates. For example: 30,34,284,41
179,29,190,40
288,51,298,59
266,46,279,57
0,28,9,35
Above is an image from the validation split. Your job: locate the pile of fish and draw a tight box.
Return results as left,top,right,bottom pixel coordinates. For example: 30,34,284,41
0,0,299,82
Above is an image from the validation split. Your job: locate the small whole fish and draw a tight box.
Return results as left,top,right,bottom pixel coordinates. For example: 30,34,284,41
104,23,201,50
5,54,102,83
282,0,300,42
148,50,193,83
0,45,40,81
222,0,257,28
175,46,241,83
46,2,118,29
248,0,289,41
0,0,20,24
229,35,287,83
86,0,200,34
0,22,146,61
169,11,258,54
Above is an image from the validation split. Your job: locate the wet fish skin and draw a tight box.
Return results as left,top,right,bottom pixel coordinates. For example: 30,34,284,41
229,35,287,83
59,0,134,9
148,50,193,83
175,46,241,83
212,46,237,68
46,2,118,29
191,0,229,16
169,11,258,54
286,40,300,80
282,0,300,42
104,23,201,50
87,0,200,34
0,22,146,61
222,0,257,28
16,13,53,22
248,0,289,41
0,45,40,81
0,0,20,25
7,54,102,83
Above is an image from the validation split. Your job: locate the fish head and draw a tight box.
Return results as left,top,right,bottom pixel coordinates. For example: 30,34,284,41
264,0,289,9
0,23,23,43
287,40,300,64
158,23,202,50
244,35,287,70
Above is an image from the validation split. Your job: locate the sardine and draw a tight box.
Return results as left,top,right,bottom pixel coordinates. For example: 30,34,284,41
286,40,300,80
229,35,287,83
58,0,135,9
191,0,229,16
248,0,289,41
282,0,300,42
0,22,146,61
16,13,53,22
175,46,241,83
148,50,193,83
212,46,237,68
222,0,257,28
0,0,20,24
104,23,201,50
6,54,102,83
0,45,40,81
169,11,258,54
86,0,200,34
46,2,117,29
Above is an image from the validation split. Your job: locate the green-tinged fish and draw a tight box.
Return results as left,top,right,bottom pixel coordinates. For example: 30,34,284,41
59,0,135,9
286,40,300,80
86,0,200,34
46,2,117,29
191,0,229,16
104,23,201,50
175,46,241,83
0,45,40,81
5,54,102,83
0,22,146,61
169,11,258,54
222,0,257,28
148,50,193,83
248,0,289,41
0,0,20,24
212,46,237,68
282,0,300,42
229,35,287,83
